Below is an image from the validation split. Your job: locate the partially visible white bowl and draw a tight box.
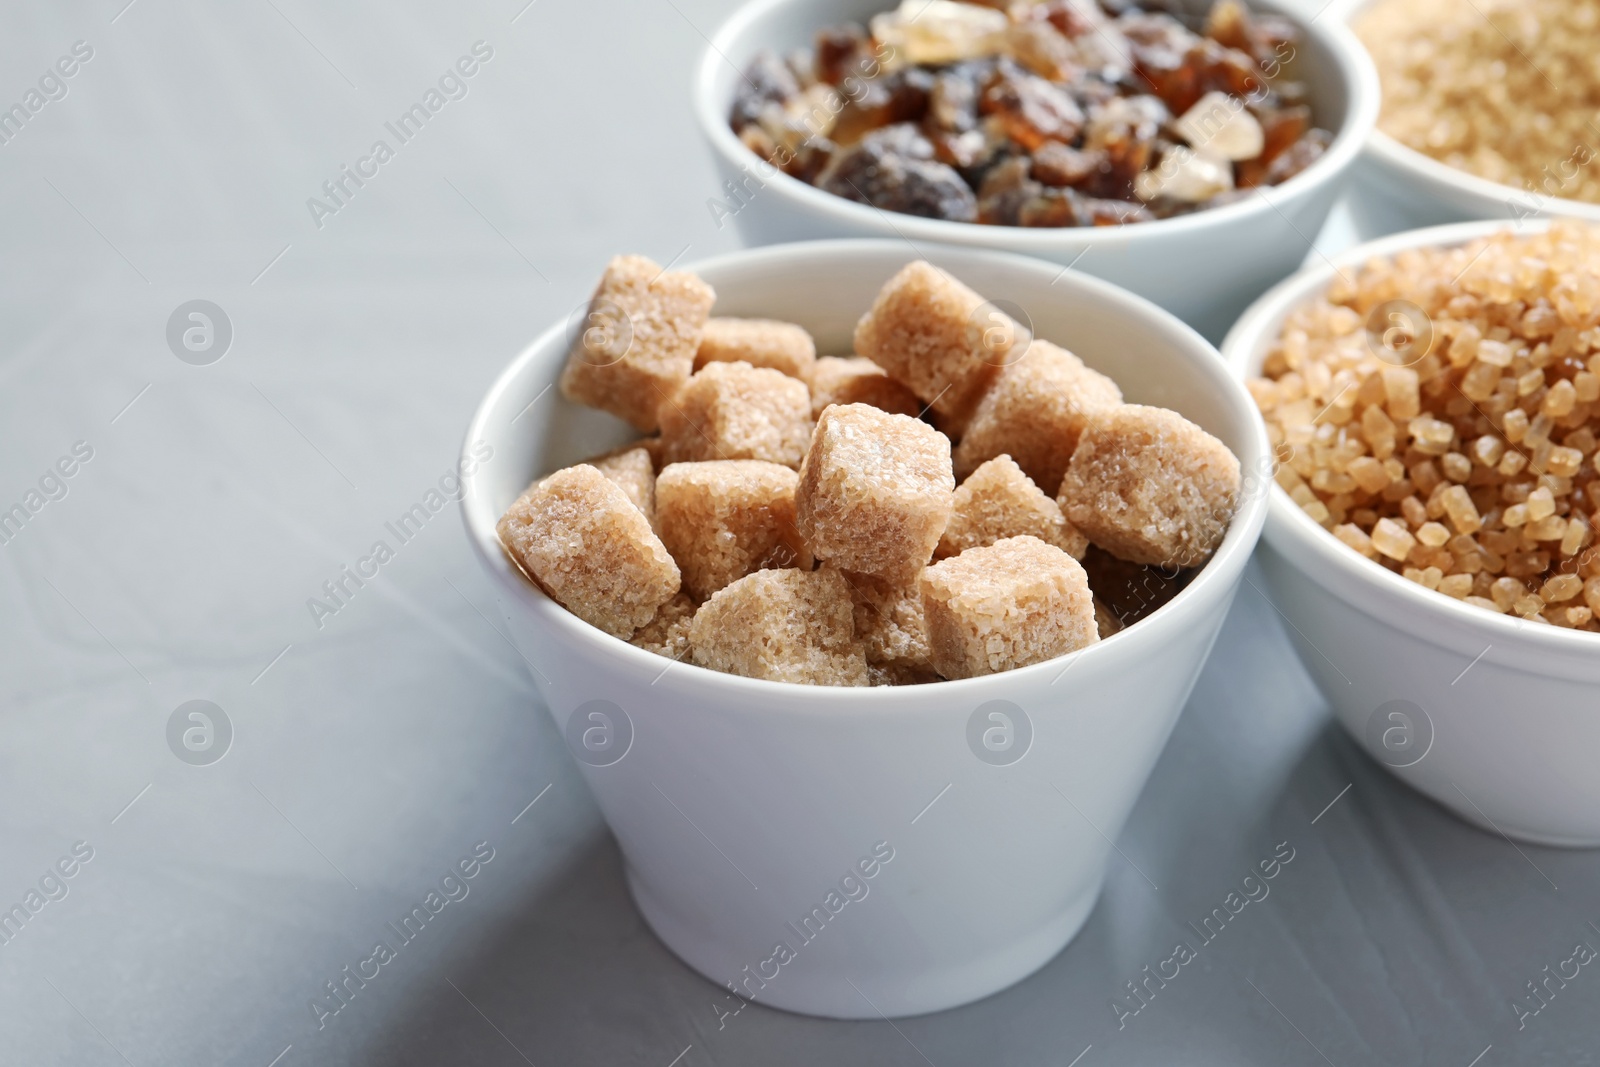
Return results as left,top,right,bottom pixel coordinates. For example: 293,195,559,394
462,240,1270,1017
692,0,1379,341
1347,130,1600,240
1341,0,1600,238
1221,219,1600,848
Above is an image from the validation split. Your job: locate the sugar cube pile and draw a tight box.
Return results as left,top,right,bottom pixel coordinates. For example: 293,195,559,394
498,253,1242,685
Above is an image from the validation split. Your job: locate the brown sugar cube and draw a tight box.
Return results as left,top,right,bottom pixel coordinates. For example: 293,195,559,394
657,361,813,468
937,455,1088,560
559,254,716,432
695,318,817,380
1058,405,1241,568
690,568,870,685
852,261,1028,435
952,340,1122,488
806,356,923,419
629,592,697,661
920,535,1099,678
656,460,811,600
832,565,933,671
796,403,956,582
584,444,657,524
497,465,681,638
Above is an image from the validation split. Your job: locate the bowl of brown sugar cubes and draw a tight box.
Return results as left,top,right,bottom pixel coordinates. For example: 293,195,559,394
1224,219,1600,848
461,239,1268,1017
691,0,1379,339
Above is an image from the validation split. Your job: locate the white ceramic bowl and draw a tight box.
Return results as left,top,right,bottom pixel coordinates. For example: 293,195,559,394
1341,0,1600,238
1346,123,1600,241
1221,219,1600,848
461,240,1270,1017
692,0,1379,341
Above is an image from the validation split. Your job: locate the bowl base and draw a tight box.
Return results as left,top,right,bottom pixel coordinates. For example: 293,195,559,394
1329,738,1600,850
625,863,1102,1019
1254,542,1600,850
1433,805,1600,850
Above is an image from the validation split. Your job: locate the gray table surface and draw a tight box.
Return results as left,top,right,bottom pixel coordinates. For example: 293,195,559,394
2,1,1596,1064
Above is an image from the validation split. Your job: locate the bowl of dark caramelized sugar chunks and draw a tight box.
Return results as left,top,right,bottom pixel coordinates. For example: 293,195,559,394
692,0,1379,338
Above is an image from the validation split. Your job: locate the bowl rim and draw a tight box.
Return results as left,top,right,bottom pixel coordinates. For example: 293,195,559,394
1220,216,1600,656
1364,129,1600,224
460,238,1272,699
689,0,1381,248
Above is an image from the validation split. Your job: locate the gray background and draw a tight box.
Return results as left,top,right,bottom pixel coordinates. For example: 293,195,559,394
1,1,1595,1064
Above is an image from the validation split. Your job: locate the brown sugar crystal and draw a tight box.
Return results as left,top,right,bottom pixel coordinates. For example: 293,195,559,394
920,535,1099,678
656,360,813,468
806,355,922,419
689,567,870,685
584,444,657,524
629,592,697,661
559,254,716,432
832,565,933,672
1059,405,1241,568
497,465,681,638
1251,223,1600,631
695,317,817,380
952,340,1123,488
796,403,956,581
852,261,1028,434
655,460,810,600
937,455,1088,559
1356,0,1600,206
